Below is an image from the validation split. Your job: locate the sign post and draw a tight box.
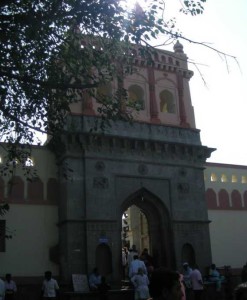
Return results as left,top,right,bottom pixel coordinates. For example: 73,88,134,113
72,274,89,292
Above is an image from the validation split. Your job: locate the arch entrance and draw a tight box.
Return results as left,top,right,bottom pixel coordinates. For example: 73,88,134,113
120,188,175,270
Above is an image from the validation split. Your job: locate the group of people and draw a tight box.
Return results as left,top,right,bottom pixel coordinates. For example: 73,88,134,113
88,245,154,299
5,258,247,300
122,246,204,300
231,261,247,300
129,258,224,300
0,271,60,300
181,263,203,300
88,264,184,300
123,245,186,300
182,262,227,300
123,245,154,300
0,274,17,300
122,245,154,279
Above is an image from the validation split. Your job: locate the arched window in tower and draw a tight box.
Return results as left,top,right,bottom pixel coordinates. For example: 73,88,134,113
128,84,145,110
154,52,159,61
168,57,173,64
96,243,112,276
161,55,166,63
210,173,217,182
181,243,195,267
159,90,175,113
221,174,228,182
242,176,247,184
96,82,112,102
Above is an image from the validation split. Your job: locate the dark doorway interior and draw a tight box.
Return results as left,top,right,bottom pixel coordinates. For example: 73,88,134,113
120,187,175,269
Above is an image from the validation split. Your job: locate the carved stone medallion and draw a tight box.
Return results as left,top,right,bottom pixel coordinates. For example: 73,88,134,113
138,164,148,175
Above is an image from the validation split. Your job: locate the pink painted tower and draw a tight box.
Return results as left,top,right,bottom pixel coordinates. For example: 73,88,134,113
69,41,196,130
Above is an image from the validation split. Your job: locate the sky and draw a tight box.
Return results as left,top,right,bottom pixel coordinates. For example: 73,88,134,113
125,0,247,165
163,0,247,166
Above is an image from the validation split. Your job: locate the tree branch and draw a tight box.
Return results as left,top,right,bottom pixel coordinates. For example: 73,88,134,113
153,30,237,61
0,103,48,135
0,70,98,90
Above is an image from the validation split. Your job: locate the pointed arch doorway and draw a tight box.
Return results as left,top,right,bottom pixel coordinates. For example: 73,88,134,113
121,188,175,269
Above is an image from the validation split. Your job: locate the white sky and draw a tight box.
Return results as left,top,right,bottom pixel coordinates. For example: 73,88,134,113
126,0,247,165
162,0,247,166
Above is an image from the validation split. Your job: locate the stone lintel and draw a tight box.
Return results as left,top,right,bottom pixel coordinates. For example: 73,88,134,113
62,133,215,164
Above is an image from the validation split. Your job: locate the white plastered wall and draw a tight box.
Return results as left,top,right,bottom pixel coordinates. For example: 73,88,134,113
208,210,247,268
0,204,59,277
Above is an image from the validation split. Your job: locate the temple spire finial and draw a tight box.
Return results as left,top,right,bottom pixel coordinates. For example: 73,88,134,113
174,40,184,54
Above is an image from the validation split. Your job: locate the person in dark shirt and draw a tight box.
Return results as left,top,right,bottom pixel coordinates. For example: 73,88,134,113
241,263,247,283
149,267,182,300
97,276,110,300
140,248,154,277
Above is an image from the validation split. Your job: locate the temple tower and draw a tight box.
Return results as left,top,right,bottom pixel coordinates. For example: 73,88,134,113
58,41,214,282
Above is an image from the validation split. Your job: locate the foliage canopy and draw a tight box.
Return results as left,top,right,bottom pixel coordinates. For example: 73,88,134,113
0,0,207,178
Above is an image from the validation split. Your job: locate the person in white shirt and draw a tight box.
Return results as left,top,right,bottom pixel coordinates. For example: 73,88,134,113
129,255,147,279
131,267,150,300
122,247,128,279
41,271,59,299
5,273,17,300
190,265,203,300
0,278,5,300
127,245,138,267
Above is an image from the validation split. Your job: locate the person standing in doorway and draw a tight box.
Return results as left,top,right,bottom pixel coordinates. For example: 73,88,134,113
122,247,128,279
127,245,138,278
128,245,139,267
129,255,147,279
189,265,203,300
140,248,154,278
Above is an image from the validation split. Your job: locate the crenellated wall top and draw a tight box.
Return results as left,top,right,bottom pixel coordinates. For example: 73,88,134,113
67,115,201,146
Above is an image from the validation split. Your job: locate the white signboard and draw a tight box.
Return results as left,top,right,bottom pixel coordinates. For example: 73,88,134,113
72,274,89,292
